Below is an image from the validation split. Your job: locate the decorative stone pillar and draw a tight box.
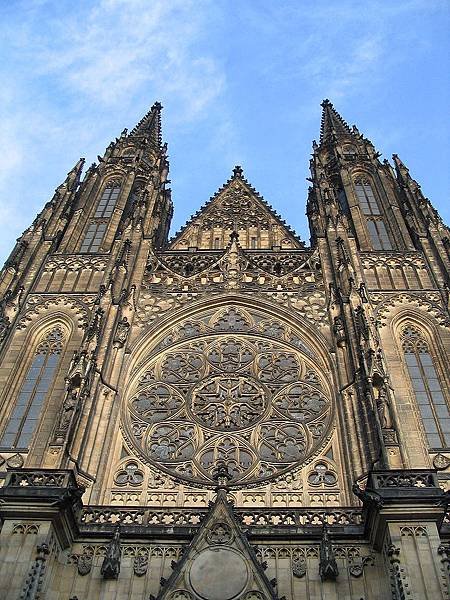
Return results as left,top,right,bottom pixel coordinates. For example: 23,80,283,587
359,469,449,600
0,469,83,600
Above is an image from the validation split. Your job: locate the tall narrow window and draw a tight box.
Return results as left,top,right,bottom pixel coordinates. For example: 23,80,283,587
0,327,64,448
80,223,107,253
95,184,121,217
402,326,450,448
355,179,393,250
80,182,121,253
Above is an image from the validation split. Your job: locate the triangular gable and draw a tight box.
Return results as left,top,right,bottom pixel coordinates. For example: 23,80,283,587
154,488,282,600
169,167,303,251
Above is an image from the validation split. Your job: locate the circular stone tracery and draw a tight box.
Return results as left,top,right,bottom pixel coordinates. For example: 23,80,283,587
125,322,332,486
191,375,266,431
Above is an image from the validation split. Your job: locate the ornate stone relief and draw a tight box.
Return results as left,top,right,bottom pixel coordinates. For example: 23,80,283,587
370,292,449,327
16,294,94,330
123,309,332,487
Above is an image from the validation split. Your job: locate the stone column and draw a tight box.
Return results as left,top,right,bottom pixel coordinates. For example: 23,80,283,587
361,469,449,600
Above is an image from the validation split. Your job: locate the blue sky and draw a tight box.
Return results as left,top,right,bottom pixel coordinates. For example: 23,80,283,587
0,0,449,261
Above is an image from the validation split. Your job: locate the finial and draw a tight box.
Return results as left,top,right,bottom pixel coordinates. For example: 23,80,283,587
232,165,243,178
152,101,163,111
213,461,232,491
230,230,239,243
321,98,331,108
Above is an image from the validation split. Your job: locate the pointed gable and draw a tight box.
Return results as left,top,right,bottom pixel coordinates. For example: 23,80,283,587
155,488,281,600
169,166,303,250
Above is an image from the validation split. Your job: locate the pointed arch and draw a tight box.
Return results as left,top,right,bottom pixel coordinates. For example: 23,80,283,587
399,323,450,449
352,175,393,250
0,325,67,449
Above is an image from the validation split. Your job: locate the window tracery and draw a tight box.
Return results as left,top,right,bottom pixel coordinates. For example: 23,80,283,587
124,307,332,486
0,327,64,448
401,325,449,448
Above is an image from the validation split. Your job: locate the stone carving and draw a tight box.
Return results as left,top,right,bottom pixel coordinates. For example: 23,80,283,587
348,555,374,577
80,505,363,528
7,453,24,468
12,523,40,535
124,312,332,486
133,554,148,576
292,556,307,578
434,454,450,470
206,522,233,545
319,526,339,581
77,553,93,576
101,528,121,579
20,543,49,600
308,463,337,487
16,294,92,330
113,316,130,348
114,462,144,486
373,292,449,328
0,286,24,345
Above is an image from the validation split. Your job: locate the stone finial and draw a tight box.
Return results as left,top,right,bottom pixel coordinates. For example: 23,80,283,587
232,165,243,178
213,461,232,491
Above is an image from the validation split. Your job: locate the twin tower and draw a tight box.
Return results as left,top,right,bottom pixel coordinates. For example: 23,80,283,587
0,101,448,599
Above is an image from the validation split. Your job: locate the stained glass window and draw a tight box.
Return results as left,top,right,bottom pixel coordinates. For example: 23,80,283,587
402,326,450,448
0,328,63,448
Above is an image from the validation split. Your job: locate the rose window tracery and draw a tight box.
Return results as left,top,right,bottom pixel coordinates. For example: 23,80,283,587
124,307,332,486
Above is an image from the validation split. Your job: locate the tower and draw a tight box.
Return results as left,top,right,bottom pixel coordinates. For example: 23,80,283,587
0,102,448,600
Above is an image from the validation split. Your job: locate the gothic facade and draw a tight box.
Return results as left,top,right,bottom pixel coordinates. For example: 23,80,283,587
0,100,449,599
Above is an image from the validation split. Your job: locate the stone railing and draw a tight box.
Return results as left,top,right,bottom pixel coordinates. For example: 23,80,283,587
2,469,78,489
368,470,439,491
80,506,363,530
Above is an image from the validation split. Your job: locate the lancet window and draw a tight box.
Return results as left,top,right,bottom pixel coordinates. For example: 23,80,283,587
355,179,392,250
80,181,121,252
402,325,450,448
0,327,64,449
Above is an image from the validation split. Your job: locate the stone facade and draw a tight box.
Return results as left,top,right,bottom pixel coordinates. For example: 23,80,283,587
0,100,449,599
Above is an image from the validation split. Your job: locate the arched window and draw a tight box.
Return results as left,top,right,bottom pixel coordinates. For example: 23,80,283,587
80,181,121,253
0,327,64,448
402,325,450,448
355,179,392,250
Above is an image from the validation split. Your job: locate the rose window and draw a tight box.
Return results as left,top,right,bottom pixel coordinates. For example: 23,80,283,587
125,315,332,486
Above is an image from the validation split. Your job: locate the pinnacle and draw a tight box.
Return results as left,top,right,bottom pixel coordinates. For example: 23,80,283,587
319,99,352,144
129,101,163,145
232,165,244,178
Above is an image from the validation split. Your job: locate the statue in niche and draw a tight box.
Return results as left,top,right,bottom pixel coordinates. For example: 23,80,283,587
376,386,393,430
113,316,130,348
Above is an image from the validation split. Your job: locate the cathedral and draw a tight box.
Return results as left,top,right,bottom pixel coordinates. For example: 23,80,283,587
0,99,449,600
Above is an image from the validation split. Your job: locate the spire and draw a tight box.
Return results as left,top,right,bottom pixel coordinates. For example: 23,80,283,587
129,101,162,147
320,99,352,144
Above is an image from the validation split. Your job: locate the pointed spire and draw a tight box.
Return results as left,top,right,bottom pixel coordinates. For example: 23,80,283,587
320,99,352,144
129,101,162,147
